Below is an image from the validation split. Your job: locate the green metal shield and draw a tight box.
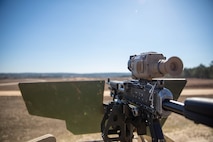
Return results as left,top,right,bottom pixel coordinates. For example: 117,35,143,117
163,78,187,100
19,78,186,135
19,80,105,134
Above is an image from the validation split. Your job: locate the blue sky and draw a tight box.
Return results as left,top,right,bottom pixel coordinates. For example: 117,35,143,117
0,0,213,73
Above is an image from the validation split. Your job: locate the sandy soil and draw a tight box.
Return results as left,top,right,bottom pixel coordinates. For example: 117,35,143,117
1,88,213,97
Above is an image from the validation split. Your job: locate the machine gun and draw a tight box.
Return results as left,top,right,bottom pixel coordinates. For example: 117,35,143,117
101,52,213,142
19,52,213,142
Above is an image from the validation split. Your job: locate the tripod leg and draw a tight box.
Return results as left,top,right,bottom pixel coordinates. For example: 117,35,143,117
148,118,165,142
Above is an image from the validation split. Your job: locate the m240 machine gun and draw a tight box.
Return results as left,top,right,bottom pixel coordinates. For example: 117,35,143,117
19,52,213,142
101,52,213,141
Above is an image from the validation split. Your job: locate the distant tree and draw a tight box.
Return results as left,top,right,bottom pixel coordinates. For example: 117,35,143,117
183,68,192,77
208,61,213,78
210,61,213,67
183,61,213,79
195,64,207,78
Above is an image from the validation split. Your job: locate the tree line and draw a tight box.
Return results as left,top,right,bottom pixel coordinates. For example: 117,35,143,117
183,61,213,79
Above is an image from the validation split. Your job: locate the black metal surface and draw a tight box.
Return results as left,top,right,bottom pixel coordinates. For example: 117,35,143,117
162,100,184,115
163,98,213,128
148,118,165,142
184,97,213,118
101,102,134,142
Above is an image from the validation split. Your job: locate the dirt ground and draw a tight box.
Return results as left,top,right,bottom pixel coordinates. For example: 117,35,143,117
0,78,213,142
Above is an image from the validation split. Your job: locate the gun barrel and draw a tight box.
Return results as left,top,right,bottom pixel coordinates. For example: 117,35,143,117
162,100,184,115
163,98,213,128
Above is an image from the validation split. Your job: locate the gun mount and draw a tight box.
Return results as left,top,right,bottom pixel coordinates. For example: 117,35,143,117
19,52,213,142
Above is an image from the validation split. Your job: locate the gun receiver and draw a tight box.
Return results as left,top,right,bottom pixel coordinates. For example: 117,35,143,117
102,79,181,142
